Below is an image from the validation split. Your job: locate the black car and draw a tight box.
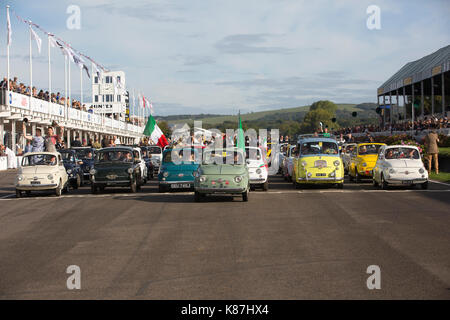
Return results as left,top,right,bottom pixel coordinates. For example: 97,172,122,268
140,146,155,179
142,145,162,175
72,147,96,183
90,147,145,193
59,149,84,189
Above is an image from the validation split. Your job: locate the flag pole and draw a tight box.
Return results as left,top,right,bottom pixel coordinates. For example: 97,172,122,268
68,53,71,109
6,5,10,98
80,67,83,106
64,55,68,121
48,34,51,117
29,21,33,100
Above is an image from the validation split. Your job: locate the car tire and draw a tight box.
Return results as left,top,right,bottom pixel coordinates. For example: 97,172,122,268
158,184,167,193
130,179,137,193
63,183,69,194
72,178,78,190
242,189,249,202
381,175,388,190
16,189,22,198
25,190,31,196
372,177,379,187
262,181,269,191
355,171,360,183
55,181,62,197
194,191,201,202
421,181,428,190
76,174,81,188
336,183,344,189
91,184,98,194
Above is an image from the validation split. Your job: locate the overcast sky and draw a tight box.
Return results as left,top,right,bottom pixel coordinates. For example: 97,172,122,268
2,0,449,116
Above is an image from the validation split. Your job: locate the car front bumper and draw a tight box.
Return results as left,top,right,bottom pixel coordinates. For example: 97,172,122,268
92,180,131,187
16,183,58,190
297,177,344,183
385,178,428,185
196,187,246,194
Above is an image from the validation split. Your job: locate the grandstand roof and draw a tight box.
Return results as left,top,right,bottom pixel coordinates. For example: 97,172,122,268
378,45,450,95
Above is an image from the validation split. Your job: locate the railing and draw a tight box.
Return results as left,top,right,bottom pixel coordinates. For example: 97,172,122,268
0,89,143,136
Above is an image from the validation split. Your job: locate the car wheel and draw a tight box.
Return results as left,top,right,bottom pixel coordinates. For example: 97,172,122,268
158,184,167,193
16,189,22,198
242,189,249,202
76,174,81,188
91,185,98,194
381,175,388,190
63,183,69,194
194,191,201,202
55,181,62,197
372,177,379,187
355,171,360,183
262,181,269,191
421,181,428,190
336,183,344,189
72,178,78,190
130,179,137,193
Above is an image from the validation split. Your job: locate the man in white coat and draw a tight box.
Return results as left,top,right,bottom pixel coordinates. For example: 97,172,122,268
0,144,17,169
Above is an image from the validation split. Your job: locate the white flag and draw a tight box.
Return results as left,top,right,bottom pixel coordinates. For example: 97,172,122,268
149,101,154,115
48,34,58,48
6,8,11,46
30,26,42,54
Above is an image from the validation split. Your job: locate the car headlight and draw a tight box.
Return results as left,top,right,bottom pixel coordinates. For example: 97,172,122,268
89,169,97,175
127,168,134,174
47,174,54,180
256,168,262,174
199,176,207,183
67,169,72,174
389,168,396,174
334,160,340,167
234,176,243,183
163,171,169,177
330,171,335,177
362,162,367,167
301,161,307,167
419,168,425,174
17,174,23,181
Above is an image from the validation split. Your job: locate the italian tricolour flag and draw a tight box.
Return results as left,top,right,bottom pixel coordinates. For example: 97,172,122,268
143,115,169,148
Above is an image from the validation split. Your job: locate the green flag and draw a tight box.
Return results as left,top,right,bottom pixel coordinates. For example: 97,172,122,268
237,112,245,151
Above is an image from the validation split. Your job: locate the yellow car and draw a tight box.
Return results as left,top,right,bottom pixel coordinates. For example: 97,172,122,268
348,143,386,182
292,136,344,188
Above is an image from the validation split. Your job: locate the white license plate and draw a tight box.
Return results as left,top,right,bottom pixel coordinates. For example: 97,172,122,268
402,180,413,184
31,181,41,185
171,183,191,189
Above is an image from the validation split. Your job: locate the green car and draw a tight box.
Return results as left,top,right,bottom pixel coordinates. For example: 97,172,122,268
90,147,144,193
194,148,250,202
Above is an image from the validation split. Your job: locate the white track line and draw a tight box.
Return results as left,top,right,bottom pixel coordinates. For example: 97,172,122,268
429,179,450,186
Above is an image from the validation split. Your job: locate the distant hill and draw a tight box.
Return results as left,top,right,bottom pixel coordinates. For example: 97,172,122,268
157,103,379,128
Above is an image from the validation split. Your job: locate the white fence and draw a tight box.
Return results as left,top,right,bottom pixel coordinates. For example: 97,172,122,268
3,90,143,136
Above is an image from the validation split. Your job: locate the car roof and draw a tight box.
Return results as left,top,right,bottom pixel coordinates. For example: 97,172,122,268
357,143,386,146
384,145,419,149
298,137,338,143
98,146,133,152
23,151,61,156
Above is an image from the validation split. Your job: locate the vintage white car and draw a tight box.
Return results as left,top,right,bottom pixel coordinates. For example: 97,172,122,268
15,152,69,197
341,143,357,173
133,147,148,184
282,145,296,181
245,146,269,191
372,145,428,189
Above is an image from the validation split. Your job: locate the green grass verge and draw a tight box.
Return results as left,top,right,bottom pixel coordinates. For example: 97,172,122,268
429,172,450,183
438,147,450,158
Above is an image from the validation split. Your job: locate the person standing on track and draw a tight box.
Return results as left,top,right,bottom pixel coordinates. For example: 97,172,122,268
424,129,440,174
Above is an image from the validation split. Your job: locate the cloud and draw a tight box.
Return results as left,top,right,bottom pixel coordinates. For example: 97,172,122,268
215,34,294,54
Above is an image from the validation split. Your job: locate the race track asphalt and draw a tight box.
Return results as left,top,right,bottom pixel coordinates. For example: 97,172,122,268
0,169,449,299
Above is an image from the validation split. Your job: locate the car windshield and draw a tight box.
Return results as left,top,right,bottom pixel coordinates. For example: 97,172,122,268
22,154,57,166
203,150,244,165
345,145,355,153
96,150,133,163
359,144,382,155
148,146,162,154
300,141,338,155
162,149,200,164
74,149,94,160
385,147,420,160
60,152,75,162
245,147,263,160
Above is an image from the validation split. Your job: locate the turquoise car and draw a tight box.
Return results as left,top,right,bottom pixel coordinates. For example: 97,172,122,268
158,147,201,192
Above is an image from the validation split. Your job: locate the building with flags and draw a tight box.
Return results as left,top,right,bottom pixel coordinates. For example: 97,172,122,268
89,71,128,121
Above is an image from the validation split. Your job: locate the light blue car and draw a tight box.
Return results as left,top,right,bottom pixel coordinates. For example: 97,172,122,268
158,147,201,192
